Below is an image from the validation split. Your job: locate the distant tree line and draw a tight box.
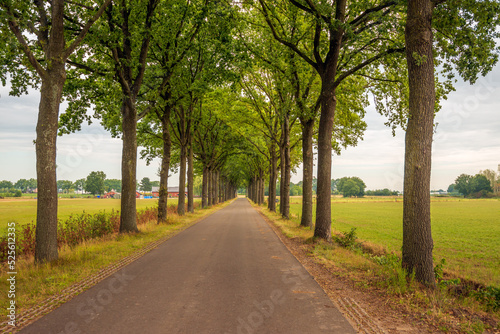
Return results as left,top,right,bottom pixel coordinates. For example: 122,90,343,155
264,177,397,198
0,179,37,197
365,189,400,196
448,170,498,198
1,174,160,197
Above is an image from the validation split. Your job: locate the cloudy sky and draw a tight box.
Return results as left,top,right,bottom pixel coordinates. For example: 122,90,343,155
1,65,499,191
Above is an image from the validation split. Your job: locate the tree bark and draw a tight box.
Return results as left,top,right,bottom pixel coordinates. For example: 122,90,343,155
314,82,337,241
208,168,213,206
279,146,285,215
249,178,253,202
402,0,436,287
215,170,220,205
157,106,171,223
260,174,265,205
202,166,208,208
187,138,194,213
34,67,65,263
178,144,187,216
282,113,291,219
120,97,139,233
300,118,314,228
268,145,277,212
212,170,218,205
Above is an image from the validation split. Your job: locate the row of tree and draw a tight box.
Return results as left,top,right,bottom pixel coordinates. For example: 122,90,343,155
237,0,499,288
1,0,499,289
0,179,37,192
1,0,244,264
259,178,398,198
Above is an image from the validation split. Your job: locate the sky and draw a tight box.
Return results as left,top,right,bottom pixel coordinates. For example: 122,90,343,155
1,65,499,191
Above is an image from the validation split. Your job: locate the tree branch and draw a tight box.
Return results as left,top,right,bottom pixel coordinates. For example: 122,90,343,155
348,1,396,27
67,60,109,76
63,0,113,59
6,19,46,78
33,0,49,43
257,0,318,70
355,72,404,84
334,47,405,85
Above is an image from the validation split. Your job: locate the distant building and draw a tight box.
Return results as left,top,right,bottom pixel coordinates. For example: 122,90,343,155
151,186,187,198
104,191,121,199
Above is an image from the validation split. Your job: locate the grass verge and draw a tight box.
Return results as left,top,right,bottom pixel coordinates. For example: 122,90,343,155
0,199,233,319
254,203,500,334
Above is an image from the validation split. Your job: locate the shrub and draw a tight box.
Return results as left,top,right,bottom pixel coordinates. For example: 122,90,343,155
0,190,22,198
333,228,358,249
472,286,500,311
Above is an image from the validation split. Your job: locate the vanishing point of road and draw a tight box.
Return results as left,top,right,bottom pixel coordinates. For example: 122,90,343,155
20,198,356,334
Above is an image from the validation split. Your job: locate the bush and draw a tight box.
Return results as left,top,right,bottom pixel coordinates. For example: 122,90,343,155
0,190,22,198
333,228,358,249
468,190,494,198
472,286,500,311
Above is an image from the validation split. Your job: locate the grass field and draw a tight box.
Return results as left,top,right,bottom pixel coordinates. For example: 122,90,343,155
0,198,179,231
288,197,500,288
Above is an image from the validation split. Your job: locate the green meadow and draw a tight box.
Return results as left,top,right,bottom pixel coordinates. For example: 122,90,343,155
0,198,161,230
289,197,500,288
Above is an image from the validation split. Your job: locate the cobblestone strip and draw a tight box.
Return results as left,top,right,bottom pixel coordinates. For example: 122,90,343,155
0,215,211,334
335,296,387,334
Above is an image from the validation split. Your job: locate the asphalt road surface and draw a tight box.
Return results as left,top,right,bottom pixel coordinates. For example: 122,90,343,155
21,198,356,334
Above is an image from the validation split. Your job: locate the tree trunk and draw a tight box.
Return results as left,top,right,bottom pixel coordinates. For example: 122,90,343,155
254,176,258,203
212,170,218,205
158,107,171,223
222,176,226,203
260,174,265,205
202,166,208,208
215,170,220,205
268,145,277,212
282,113,291,219
219,174,224,203
402,0,436,287
177,144,186,216
314,83,337,241
279,145,285,215
249,178,253,202
34,68,65,263
187,139,194,213
300,118,314,228
208,168,213,206
120,97,139,233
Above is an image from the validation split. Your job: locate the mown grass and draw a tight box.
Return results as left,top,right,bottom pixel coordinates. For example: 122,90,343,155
288,197,500,288
0,199,231,317
0,198,202,231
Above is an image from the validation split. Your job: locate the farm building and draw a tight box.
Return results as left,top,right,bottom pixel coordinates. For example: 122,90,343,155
103,191,121,199
152,186,187,198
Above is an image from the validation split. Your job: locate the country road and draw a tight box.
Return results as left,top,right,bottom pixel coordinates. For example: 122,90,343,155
20,198,356,334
